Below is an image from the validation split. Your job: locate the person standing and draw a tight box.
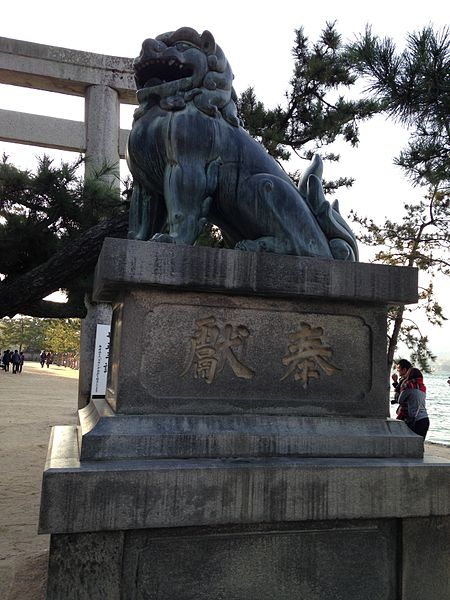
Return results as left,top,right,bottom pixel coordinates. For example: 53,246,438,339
2,350,11,372
40,351,46,368
11,349,21,374
46,352,52,368
19,352,25,373
397,367,430,439
391,358,412,420
391,359,412,399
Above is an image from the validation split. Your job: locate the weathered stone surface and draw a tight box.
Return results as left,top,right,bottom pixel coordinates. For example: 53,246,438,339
402,516,450,600
0,36,134,158
43,516,450,600
93,238,418,305
105,288,388,417
46,531,124,600
121,519,397,600
41,239,447,599
0,108,86,152
39,426,450,535
0,36,135,101
78,399,423,460
0,108,130,158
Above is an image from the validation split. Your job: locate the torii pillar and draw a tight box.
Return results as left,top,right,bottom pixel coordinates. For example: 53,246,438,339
0,36,137,406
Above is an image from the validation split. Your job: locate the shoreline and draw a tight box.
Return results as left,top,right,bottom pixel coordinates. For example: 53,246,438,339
426,440,450,448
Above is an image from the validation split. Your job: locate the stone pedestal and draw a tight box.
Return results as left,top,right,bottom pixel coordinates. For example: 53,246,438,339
39,239,450,599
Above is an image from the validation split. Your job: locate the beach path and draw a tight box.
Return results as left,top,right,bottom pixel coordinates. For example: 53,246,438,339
0,361,78,599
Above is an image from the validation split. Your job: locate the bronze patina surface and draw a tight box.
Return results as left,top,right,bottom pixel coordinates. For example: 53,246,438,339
127,27,358,260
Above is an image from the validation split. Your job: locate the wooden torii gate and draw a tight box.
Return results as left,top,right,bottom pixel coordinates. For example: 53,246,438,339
0,36,138,406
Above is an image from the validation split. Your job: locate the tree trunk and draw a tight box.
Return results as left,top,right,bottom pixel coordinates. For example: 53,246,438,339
386,305,405,371
19,299,88,318
0,214,128,318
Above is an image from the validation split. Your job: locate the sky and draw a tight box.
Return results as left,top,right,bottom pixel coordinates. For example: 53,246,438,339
1,0,449,358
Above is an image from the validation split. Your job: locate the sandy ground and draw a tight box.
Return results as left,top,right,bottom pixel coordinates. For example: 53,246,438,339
0,361,78,600
0,361,449,599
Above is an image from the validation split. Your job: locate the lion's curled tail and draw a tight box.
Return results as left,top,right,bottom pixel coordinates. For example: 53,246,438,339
298,156,359,261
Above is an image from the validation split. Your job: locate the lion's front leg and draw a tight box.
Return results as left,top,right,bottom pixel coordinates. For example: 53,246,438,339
153,162,212,245
128,182,166,241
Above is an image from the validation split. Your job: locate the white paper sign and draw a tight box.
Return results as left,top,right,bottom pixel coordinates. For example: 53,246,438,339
91,324,111,398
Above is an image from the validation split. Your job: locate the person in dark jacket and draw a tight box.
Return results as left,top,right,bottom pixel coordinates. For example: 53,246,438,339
11,349,21,374
397,367,430,439
2,349,11,372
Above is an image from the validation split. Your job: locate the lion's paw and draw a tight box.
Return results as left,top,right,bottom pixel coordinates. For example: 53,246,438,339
235,239,274,252
151,233,176,244
235,240,258,252
235,237,291,254
329,238,356,261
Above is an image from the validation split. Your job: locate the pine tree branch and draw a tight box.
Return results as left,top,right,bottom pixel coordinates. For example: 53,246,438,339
16,299,87,319
0,214,128,318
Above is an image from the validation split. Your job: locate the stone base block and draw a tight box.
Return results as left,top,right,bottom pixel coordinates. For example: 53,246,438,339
40,421,450,599
40,426,450,534
41,242,440,598
93,240,418,420
45,516,450,600
77,399,423,460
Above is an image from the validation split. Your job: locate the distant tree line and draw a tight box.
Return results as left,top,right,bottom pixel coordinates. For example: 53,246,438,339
0,316,80,354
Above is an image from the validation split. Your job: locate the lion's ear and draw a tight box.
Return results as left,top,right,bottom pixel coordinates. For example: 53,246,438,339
201,30,216,55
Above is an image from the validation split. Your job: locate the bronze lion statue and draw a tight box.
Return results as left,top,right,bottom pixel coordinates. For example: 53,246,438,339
126,27,358,260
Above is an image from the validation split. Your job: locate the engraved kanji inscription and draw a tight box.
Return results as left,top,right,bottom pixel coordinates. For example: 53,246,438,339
281,322,340,388
182,316,255,384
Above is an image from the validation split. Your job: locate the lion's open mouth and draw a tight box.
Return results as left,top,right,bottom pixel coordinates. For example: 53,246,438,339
135,59,194,89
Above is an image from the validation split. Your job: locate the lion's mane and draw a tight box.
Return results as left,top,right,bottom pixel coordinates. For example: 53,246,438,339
133,27,239,126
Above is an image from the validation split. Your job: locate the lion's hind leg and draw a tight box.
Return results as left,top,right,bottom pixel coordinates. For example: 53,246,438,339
234,174,332,257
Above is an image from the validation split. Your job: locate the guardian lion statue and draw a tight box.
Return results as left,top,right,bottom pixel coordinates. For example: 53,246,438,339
126,27,358,260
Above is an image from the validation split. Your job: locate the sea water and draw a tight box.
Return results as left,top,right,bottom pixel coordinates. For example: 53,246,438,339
390,374,450,446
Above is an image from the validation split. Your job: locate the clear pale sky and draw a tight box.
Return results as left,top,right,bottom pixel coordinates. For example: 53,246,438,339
1,0,449,357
